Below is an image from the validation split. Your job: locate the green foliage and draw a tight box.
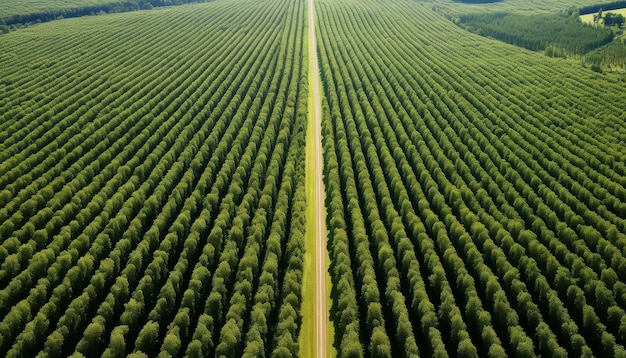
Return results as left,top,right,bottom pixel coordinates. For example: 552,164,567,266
318,0,626,356
603,12,625,26
580,1,626,16
134,321,159,354
584,38,626,70
2,0,626,357
0,0,308,356
457,12,614,55
1,0,215,26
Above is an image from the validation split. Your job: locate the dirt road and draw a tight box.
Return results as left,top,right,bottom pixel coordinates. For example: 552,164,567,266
307,0,327,356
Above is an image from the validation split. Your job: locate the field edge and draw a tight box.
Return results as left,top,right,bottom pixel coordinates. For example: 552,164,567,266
300,3,316,356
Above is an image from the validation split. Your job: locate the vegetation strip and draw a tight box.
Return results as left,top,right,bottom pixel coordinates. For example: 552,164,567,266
301,3,315,357
1,0,213,29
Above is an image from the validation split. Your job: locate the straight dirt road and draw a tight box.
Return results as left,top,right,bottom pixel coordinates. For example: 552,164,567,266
307,0,327,356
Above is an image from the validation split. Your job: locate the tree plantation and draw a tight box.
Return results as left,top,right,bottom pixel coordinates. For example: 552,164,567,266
317,0,626,356
0,0,308,356
1,0,626,356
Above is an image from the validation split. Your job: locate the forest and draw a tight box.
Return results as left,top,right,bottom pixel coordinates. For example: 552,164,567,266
581,1,626,15
0,0,214,28
1,0,626,356
584,38,626,70
456,12,614,56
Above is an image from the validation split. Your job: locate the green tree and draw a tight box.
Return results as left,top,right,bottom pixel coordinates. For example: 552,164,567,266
135,321,159,354
369,327,391,357
458,338,478,358
76,321,105,356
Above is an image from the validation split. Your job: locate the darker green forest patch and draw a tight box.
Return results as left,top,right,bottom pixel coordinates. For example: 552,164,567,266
455,12,614,57
584,37,626,71
580,1,626,15
0,0,212,31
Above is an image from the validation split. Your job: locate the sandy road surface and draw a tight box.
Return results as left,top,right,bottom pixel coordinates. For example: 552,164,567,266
307,0,327,356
